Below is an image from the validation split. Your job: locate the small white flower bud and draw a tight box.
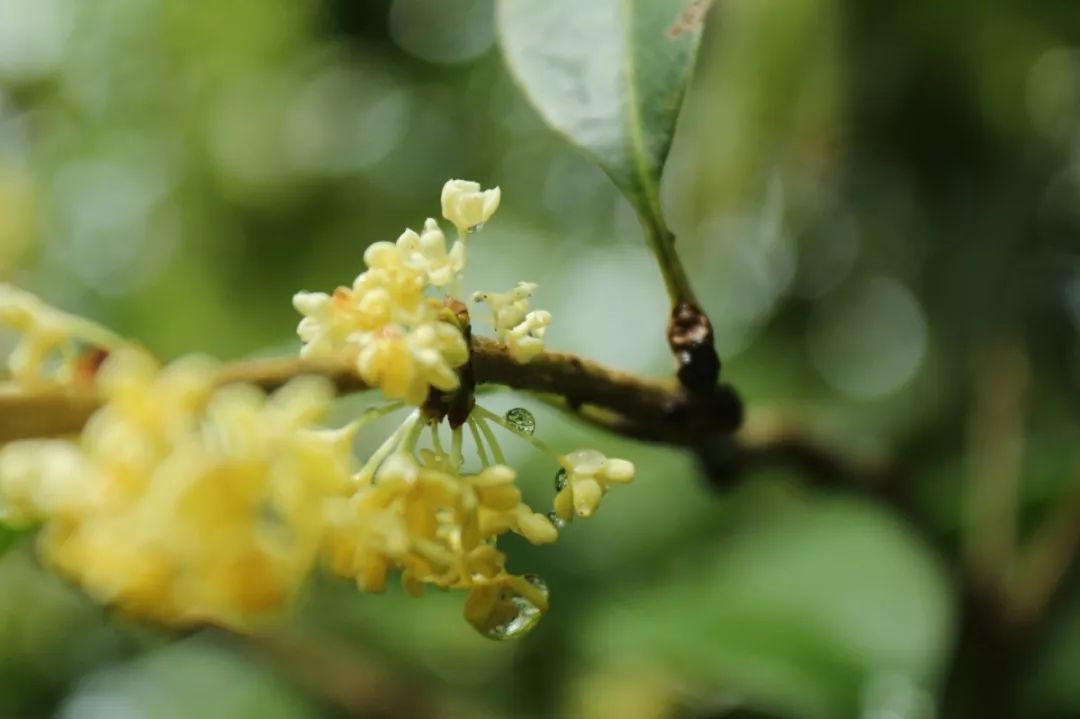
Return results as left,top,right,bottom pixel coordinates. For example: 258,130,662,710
441,179,501,233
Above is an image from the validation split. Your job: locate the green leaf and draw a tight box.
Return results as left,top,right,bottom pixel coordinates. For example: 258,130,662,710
496,0,707,230
581,499,952,718
0,524,26,558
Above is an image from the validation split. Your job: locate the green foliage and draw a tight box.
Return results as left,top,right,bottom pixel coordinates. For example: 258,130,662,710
1,0,1080,716
0,525,15,557
0,523,28,559
497,0,703,231
583,498,950,718
61,638,322,719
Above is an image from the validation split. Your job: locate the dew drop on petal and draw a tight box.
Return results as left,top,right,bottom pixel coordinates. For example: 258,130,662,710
554,467,567,491
505,407,536,435
524,573,548,592
546,511,567,529
476,577,548,640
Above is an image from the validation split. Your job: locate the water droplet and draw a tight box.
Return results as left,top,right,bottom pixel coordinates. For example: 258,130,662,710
505,407,535,435
546,511,567,529
468,223,484,233
523,573,547,591
554,467,567,491
469,575,549,640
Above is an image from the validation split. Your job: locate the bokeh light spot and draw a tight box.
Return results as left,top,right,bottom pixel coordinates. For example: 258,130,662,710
0,0,68,82
284,63,411,176
389,0,495,65
808,277,928,398
1027,47,1080,142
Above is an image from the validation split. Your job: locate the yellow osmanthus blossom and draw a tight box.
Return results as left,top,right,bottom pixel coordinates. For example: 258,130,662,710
397,218,466,288
294,239,468,406
553,449,635,522
287,171,631,637
0,283,123,386
0,349,355,629
473,282,535,332
473,282,552,363
324,411,559,638
441,179,501,234
0,439,89,524
0,180,638,642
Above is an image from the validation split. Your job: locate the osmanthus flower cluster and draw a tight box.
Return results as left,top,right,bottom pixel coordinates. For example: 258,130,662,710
0,348,352,628
473,282,551,363
0,284,124,385
0,180,635,639
293,179,634,637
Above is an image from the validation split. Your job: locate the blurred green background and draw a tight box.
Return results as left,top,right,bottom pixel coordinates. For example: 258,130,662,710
1,0,1079,717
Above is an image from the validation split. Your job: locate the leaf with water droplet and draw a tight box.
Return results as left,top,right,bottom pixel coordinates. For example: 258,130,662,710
505,407,536,435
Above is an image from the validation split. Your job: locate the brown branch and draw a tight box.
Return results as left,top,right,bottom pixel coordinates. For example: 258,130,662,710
0,336,953,568
695,421,921,531
963,340,1028,609
0,384,99,440
0,337,923,555
4,332,924,539
0,336,743,445
0,337,912,538
471,337,741,439
1009,474,1080,626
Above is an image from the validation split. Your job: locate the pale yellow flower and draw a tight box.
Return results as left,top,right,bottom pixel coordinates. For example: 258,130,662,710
293,240,468,406
473,282,536,333
473,282,551,363
441,179,501,234
396,218,466,288
324,417,556,636
0,283,123,386
505,310,551,363
0,350,354,629
351,319,468,406
293,290,356,360
553,449,635,521
0,179,639,642
0,439,92,524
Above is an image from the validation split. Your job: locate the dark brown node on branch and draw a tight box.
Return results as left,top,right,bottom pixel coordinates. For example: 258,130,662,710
422,298,476,428
711,383,744,433
658,381,737,424
73,346,111,386
447,298,476,427
668,302,721,392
